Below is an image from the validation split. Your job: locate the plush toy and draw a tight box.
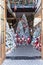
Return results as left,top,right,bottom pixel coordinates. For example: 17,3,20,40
19,39,22,44
27,37,31,44
22,36,25,41
33,38,41,51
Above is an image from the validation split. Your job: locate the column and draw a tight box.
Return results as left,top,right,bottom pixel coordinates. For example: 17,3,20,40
41,0,43,59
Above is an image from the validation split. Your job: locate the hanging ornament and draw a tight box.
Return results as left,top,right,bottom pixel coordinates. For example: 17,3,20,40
14,3,17,11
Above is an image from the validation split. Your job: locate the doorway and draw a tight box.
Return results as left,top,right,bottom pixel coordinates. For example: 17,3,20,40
5,0,41,59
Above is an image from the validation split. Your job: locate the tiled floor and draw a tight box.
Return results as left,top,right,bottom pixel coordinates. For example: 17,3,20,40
2,59,43,65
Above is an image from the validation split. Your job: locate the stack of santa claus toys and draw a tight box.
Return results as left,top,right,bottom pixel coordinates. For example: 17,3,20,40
15,33,31,46
33,36,41,51
15,34,24,46
15,33,20,46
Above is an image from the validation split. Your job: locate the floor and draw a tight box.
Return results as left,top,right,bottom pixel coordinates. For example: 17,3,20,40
6,45,41,58
2,59,43,65
2,45,42,65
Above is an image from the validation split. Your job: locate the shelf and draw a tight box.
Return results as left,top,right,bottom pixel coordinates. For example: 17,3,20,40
7,17,16,20
7,0,16,19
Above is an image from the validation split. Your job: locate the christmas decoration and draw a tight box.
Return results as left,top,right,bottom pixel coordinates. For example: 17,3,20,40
16,14,31,46
14,2,17,11
27,37,31,44
31,26,41,51
6,21,16,53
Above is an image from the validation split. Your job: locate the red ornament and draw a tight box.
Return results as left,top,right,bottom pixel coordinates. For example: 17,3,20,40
14,5,17,11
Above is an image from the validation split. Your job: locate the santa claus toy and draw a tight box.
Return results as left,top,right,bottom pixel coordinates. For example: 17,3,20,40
15,33,19,38
34,38,39,49
21,35,25,45
22,36,25,42
19,39,22,44
37,36,41,41
34,39,38,47
17,37,20,43
27,37,31,44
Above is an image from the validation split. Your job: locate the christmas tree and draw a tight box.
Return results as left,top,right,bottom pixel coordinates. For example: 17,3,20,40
6,21,16,53
22,14,30,38
16,14,31,45
31,26,41,51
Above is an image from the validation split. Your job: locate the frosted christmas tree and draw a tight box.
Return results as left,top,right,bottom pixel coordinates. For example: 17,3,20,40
16,14,31,45
6,21,16,54
22,14,30,38
31,26,41,51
